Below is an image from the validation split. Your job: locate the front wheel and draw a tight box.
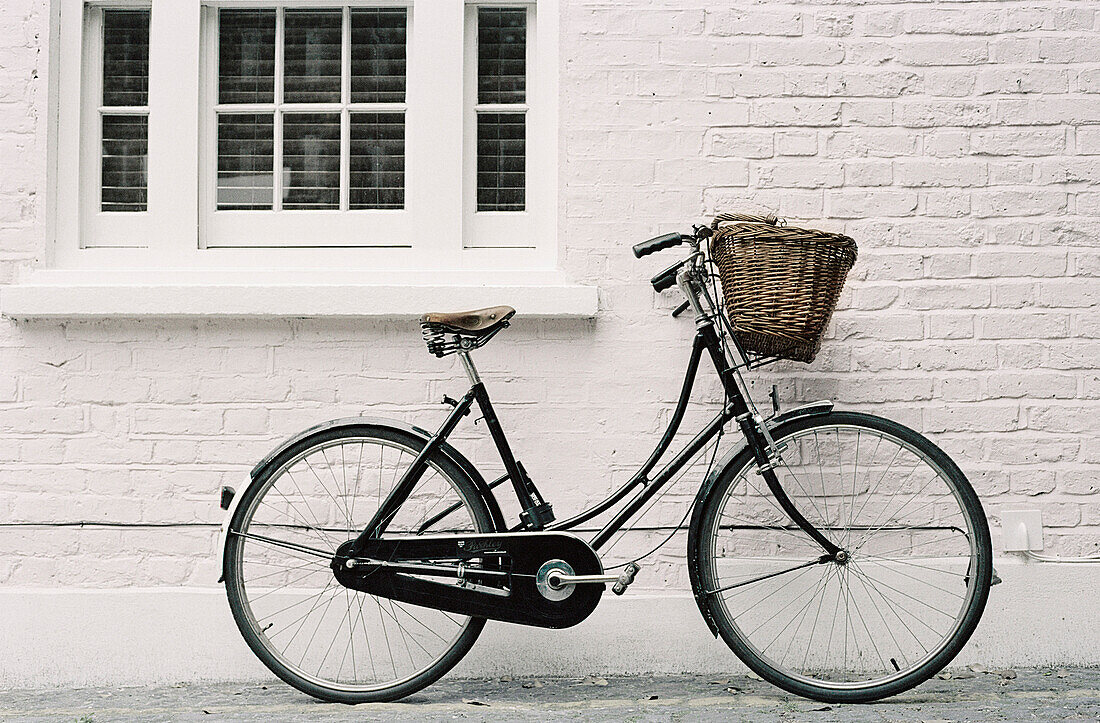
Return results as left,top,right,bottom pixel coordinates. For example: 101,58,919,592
689,411,992,703
224,423,496,703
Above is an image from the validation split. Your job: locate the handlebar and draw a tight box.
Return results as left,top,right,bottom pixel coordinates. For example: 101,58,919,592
650,258,684,293
632,232,693,258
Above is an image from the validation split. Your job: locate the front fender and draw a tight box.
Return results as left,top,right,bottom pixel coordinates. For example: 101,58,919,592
686,400,834,636
217,416,507,581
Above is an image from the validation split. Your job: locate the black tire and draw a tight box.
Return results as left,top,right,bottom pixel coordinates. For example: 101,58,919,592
689,411,992,703
224,423,495,703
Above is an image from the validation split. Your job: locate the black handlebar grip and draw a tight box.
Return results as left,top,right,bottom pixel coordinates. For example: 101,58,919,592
650,259,684,293
633,232,685,258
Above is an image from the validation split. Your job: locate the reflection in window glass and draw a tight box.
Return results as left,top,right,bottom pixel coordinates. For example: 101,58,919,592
350,113,404,210
101,115,148,212
101,9,150,212
351,9,407,104
477,113,525,212
218,10,276,105
283,10,342,104
217,114,274,211
282,113,341,210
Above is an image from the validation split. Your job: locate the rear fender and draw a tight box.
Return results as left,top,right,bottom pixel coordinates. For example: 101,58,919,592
217,417,507,581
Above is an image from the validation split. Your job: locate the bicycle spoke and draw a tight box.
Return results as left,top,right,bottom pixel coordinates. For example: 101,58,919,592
228,432,486,698
703,418,988,695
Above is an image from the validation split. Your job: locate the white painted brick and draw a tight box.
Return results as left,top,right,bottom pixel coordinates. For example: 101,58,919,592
775,131,817,156
987,373,1078,400
825,129,920,158
705,128,773,158
705,8,803,37
895,39,989,66
971,189,1068,218
1038,280,1100,309
895,100,993,127
923,70,976,98
756,40,845,66
813,11,854,38
754,100,842,127
925,405,1019,433
893,159,987,187
657,39,749,67
973,251,1067,278
844,160,892,187
827,189,918,218
981,313,1070,339
751,160,843,189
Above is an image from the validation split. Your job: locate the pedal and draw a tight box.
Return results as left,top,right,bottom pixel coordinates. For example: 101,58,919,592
612,562,640,596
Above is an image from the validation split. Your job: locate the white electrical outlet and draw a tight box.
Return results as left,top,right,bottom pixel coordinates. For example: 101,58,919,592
1001,509,1044,552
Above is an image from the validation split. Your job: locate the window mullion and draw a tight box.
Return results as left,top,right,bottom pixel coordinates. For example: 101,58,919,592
407,0,464,262
340,5,350,211
273,6,284,212
147,0,199,257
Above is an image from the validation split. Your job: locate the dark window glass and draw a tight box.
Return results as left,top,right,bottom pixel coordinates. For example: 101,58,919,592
350,112,404,210
102,9,149,107
217,113,274,210
350,8,407,104
218,10,276,105
477,8,526,104
283,112,341,210
477,113,525,211
284,10,342,104
101,115,148,212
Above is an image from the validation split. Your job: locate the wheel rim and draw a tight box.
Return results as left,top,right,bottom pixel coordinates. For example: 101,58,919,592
228,436,486,694
704,423,986,690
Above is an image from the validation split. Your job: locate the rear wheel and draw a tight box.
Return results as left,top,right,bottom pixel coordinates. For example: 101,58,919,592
690,411,991,703
224,424,495,703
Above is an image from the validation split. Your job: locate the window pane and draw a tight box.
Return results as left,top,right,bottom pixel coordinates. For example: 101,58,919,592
283,113,340,210
284,10,342,104
102,9,149,107
477,8,526,105
477,113,524,211
217,114,274,210
218,9,276,105
350,113,404,210
350,8,406,104
101,115,147,212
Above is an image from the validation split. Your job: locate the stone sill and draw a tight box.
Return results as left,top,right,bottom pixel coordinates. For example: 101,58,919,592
0,269,598,320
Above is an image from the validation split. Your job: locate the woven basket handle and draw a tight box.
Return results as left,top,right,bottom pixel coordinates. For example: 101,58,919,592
713,212,779,227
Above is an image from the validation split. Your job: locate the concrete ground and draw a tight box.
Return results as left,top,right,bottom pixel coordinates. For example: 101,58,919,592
2,667,1098,722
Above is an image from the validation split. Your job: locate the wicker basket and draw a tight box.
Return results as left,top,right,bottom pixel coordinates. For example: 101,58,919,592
710,213,858,364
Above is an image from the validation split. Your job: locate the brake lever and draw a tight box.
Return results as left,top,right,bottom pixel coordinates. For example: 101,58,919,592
671,300,691,318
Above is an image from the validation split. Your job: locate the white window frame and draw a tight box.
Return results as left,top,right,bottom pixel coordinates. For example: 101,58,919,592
463,3,552,250
50,0,560,272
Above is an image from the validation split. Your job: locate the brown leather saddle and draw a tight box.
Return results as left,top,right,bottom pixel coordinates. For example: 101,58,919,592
421,305,516,336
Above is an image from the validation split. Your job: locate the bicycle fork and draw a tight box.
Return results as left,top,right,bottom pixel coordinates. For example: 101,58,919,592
697,321,843,561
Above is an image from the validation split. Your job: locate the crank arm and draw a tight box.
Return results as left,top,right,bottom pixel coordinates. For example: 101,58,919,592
547,572,618,586
547,563,640,595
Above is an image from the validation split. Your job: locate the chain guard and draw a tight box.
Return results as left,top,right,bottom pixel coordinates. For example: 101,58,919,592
332,532,603,629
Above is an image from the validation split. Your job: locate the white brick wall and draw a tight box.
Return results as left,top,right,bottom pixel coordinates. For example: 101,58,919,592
0,0,1098,601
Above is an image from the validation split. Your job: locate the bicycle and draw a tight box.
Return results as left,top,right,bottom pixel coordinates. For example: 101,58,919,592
218,216,993,704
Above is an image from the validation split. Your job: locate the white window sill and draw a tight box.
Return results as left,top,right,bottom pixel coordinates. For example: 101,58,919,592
0,269,598,320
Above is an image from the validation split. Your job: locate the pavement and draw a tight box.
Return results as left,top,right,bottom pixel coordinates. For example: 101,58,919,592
2,667,1098,722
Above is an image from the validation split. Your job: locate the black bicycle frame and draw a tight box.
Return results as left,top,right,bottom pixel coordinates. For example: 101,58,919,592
356,315,841,559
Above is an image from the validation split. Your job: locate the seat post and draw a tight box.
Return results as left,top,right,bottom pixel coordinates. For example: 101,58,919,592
458,348,481,386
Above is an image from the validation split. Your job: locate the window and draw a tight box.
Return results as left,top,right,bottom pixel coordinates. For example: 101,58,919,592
52,1,558,270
